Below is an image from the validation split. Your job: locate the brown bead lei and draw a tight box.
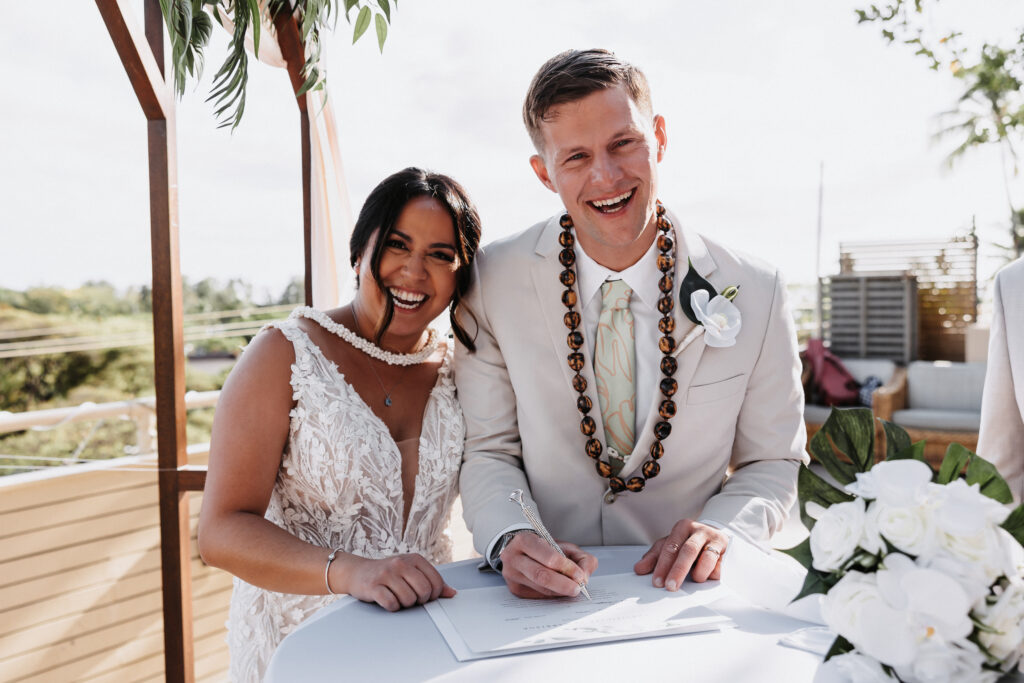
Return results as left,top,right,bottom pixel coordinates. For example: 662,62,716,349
559,201,679,494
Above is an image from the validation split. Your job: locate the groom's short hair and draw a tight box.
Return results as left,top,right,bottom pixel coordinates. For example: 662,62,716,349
523,49,653,152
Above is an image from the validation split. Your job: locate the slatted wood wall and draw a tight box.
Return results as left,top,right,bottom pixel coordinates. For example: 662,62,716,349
0,455,231,682
837,235,978,361
821,275,917,363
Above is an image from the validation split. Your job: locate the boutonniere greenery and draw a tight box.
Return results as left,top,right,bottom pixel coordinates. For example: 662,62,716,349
678,261,741,348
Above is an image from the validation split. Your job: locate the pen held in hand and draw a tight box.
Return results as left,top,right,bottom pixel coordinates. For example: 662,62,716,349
509,489,592,600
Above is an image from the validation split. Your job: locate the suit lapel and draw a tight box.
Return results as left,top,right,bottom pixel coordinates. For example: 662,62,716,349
529,216,608,450
621,217,717,477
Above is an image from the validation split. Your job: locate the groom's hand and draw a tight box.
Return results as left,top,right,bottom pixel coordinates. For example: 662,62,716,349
500,532,598,599
633,519,728,590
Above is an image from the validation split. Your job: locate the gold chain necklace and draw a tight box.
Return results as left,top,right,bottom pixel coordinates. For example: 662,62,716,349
559,201,679,494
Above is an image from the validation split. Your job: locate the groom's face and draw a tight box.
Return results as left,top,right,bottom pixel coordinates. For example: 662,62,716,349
530,84,666,268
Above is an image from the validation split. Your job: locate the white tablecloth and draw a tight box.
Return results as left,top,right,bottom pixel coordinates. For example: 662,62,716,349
267,545,827,682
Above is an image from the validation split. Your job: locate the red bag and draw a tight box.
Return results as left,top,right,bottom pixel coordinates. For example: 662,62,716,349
802,339,861,406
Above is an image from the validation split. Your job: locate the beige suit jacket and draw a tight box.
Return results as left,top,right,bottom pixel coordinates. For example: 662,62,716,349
978,257,1024,503
455,211,808,554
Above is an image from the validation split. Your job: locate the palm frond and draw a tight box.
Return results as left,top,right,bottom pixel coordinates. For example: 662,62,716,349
157,0,395,128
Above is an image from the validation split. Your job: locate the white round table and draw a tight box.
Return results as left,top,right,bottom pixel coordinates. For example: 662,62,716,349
267,546,828,682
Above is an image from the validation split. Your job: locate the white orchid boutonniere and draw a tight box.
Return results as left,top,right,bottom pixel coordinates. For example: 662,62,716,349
678,261,742,349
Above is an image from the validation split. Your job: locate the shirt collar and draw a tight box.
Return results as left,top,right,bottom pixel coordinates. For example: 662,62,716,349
575,236,664,311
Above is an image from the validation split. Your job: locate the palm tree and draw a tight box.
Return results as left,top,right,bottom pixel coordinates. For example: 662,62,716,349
934,45,1024,257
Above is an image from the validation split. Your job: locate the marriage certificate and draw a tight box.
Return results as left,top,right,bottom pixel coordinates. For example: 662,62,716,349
423,572,733,661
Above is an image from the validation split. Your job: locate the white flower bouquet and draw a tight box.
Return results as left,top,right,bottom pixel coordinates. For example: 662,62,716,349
782,408,1024,683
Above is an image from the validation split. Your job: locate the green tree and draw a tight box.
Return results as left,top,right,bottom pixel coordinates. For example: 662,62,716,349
857,1,1024,256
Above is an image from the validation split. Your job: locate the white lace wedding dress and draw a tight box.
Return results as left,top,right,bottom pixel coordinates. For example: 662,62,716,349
225,310,464,682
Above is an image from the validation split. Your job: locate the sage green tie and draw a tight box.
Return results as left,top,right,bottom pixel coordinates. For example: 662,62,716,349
594,279,636,474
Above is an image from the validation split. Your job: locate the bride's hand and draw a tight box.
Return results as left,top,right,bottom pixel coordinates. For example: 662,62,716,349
336,553,456,611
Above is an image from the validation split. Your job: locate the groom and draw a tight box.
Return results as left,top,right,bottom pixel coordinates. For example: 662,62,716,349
455,49,807,598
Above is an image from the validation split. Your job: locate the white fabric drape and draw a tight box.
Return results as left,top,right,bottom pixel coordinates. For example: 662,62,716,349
216,7,354,308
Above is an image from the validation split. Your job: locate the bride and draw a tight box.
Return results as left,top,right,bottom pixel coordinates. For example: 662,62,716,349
197,168,481,682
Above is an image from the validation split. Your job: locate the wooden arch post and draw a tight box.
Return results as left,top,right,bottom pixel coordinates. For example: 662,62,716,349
96,1,312,680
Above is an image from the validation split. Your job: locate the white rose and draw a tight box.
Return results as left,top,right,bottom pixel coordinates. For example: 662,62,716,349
859,501,885,555
928,480,1013,581
893,640,995,683
809,498,869,572
813,652,895,683
936,523,1007,584
845,459,932,506
821,570,918,666
928,479,1011,530
867,500,936,557
976,581,1024,663
690,289,741,348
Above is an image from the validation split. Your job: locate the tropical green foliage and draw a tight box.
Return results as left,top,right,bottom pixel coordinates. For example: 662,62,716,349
159,0,397,129
856,1,1024,256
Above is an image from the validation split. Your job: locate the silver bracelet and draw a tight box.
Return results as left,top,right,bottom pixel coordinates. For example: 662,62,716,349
324,547,342,595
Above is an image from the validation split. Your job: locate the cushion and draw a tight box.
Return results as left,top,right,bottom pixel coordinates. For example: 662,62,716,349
842,359,896,385
891,408,981,432
906,361,986,412
804,404,833,425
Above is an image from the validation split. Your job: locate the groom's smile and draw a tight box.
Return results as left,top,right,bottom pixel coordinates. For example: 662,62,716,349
587,188,636,214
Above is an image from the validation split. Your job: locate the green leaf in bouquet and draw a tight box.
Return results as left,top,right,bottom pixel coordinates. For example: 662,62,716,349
797,464,854,530
823,634,855,661
829,407,876,472
937,442,972,484
792,566,832,601
779,536,813,570
965,453,1013,504
1000,504,1024,547
678,260,716,325
881,419,911,458
809,428,858,485
808,407,876,484
887,439,928,463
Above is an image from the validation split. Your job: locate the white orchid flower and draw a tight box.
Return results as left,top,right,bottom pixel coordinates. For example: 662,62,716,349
689,289,741,348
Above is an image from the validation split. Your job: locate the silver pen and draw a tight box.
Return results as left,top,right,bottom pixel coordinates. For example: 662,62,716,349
509,489,592,600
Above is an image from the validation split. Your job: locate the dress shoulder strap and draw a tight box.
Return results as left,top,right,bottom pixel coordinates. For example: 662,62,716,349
251,311,331,377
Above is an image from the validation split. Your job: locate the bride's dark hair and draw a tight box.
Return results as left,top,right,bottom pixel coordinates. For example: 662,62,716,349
349,167,481,352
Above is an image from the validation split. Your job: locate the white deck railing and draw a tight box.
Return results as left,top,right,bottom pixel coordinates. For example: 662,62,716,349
0,391,219,475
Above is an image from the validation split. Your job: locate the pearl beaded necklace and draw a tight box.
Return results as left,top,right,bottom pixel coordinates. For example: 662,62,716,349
290,306,439,366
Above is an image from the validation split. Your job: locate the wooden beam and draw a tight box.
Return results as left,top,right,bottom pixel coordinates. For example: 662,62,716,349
95,0,173,121
97,0,195,680
178,466,209,492
273,12,314,306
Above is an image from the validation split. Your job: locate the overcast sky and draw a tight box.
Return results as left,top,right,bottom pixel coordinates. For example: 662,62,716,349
1,0,1019,301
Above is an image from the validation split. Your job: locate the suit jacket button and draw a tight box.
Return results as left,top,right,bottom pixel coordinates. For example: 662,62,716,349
604,490,616,504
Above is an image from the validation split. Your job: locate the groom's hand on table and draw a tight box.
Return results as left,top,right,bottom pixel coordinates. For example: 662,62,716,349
500,532,598,599
633,519,728,590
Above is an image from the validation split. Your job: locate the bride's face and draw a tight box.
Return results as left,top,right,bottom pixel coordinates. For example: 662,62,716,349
355,196,460,350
